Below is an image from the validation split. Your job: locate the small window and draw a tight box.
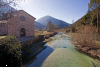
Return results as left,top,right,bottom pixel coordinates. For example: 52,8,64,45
19,16,26,21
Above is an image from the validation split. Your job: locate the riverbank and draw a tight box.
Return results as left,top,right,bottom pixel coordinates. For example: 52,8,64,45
21,32,57,66
27,33,100,67
75,44,100,59
70,33,100,60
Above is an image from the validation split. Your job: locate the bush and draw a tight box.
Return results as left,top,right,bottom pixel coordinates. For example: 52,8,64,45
0,35,22,67
70,25,76,33
72,25,97,48
81,12,91,25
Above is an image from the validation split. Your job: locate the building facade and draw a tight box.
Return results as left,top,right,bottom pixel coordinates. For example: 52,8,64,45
0,10,36,37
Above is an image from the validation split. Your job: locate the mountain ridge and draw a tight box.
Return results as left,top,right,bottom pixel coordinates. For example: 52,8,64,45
35,15,71,29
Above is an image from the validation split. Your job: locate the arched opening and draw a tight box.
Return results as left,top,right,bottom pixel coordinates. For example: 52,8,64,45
20,28,26,37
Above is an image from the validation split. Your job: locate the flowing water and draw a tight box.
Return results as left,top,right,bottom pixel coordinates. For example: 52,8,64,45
27,32,100,67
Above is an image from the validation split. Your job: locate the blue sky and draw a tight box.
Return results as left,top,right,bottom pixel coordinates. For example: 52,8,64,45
18,0,90,24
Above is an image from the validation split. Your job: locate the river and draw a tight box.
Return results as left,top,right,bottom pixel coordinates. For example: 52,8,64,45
25,32,100,67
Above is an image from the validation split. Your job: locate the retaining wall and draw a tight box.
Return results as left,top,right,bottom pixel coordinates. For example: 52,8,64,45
20,35,44,47
20,32,57,47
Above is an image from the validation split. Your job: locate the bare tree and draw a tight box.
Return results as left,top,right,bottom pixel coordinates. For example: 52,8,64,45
46,20,52,32
0,0,23,21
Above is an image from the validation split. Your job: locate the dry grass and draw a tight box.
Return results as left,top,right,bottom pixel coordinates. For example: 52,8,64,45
35,30,50,36
44,38,52,42
0,36,5,39
71,25,99,49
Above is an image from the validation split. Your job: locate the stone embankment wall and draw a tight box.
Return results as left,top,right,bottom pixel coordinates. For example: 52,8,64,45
44,32,57,39
20,32,57,46
20,35,44,47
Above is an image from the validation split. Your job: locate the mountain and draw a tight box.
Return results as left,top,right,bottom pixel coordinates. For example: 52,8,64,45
0,0,16,13
0,5,16,13
36,16,71,28
35,21,45,30
0,1,16,19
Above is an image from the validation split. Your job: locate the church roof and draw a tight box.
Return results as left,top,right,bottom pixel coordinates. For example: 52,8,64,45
17,10,36,20
0,10,36,21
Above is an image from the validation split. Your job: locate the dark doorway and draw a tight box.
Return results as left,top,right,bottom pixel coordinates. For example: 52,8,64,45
20,28,26,37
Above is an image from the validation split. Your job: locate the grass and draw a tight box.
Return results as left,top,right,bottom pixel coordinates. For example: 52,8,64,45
71,25,98,47
44,38,52,42
35,30,50,36
0,36,5,39
95,41,100,45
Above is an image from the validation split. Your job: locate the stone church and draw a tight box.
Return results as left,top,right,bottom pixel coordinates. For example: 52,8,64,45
0,10,36,37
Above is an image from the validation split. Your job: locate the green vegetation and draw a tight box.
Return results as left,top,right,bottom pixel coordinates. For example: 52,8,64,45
90,0,100,33
81,12,91,25
70,0,100,33
0,35,22,67
70,25,76,32
70,1,100,59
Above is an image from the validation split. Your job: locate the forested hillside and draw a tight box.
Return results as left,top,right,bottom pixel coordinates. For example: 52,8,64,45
71,3,100,33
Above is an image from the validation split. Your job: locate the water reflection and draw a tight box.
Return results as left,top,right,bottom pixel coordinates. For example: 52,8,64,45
28,45,54,67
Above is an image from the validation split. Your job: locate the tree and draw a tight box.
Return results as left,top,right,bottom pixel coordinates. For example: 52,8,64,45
70,25,76,33
46,20,58,32
0,35,22,67
90,0,100,33
81,12,91,25
46,20,52,32
0,0,23,21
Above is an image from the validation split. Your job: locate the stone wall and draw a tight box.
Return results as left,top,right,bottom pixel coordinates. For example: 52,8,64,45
44,32,57,39
20,32,57,47
20,35,45,48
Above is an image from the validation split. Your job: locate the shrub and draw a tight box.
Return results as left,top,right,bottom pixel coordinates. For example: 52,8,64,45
0,35,22,67
70,25,76,33
72,25,98,48
81,12,91,25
